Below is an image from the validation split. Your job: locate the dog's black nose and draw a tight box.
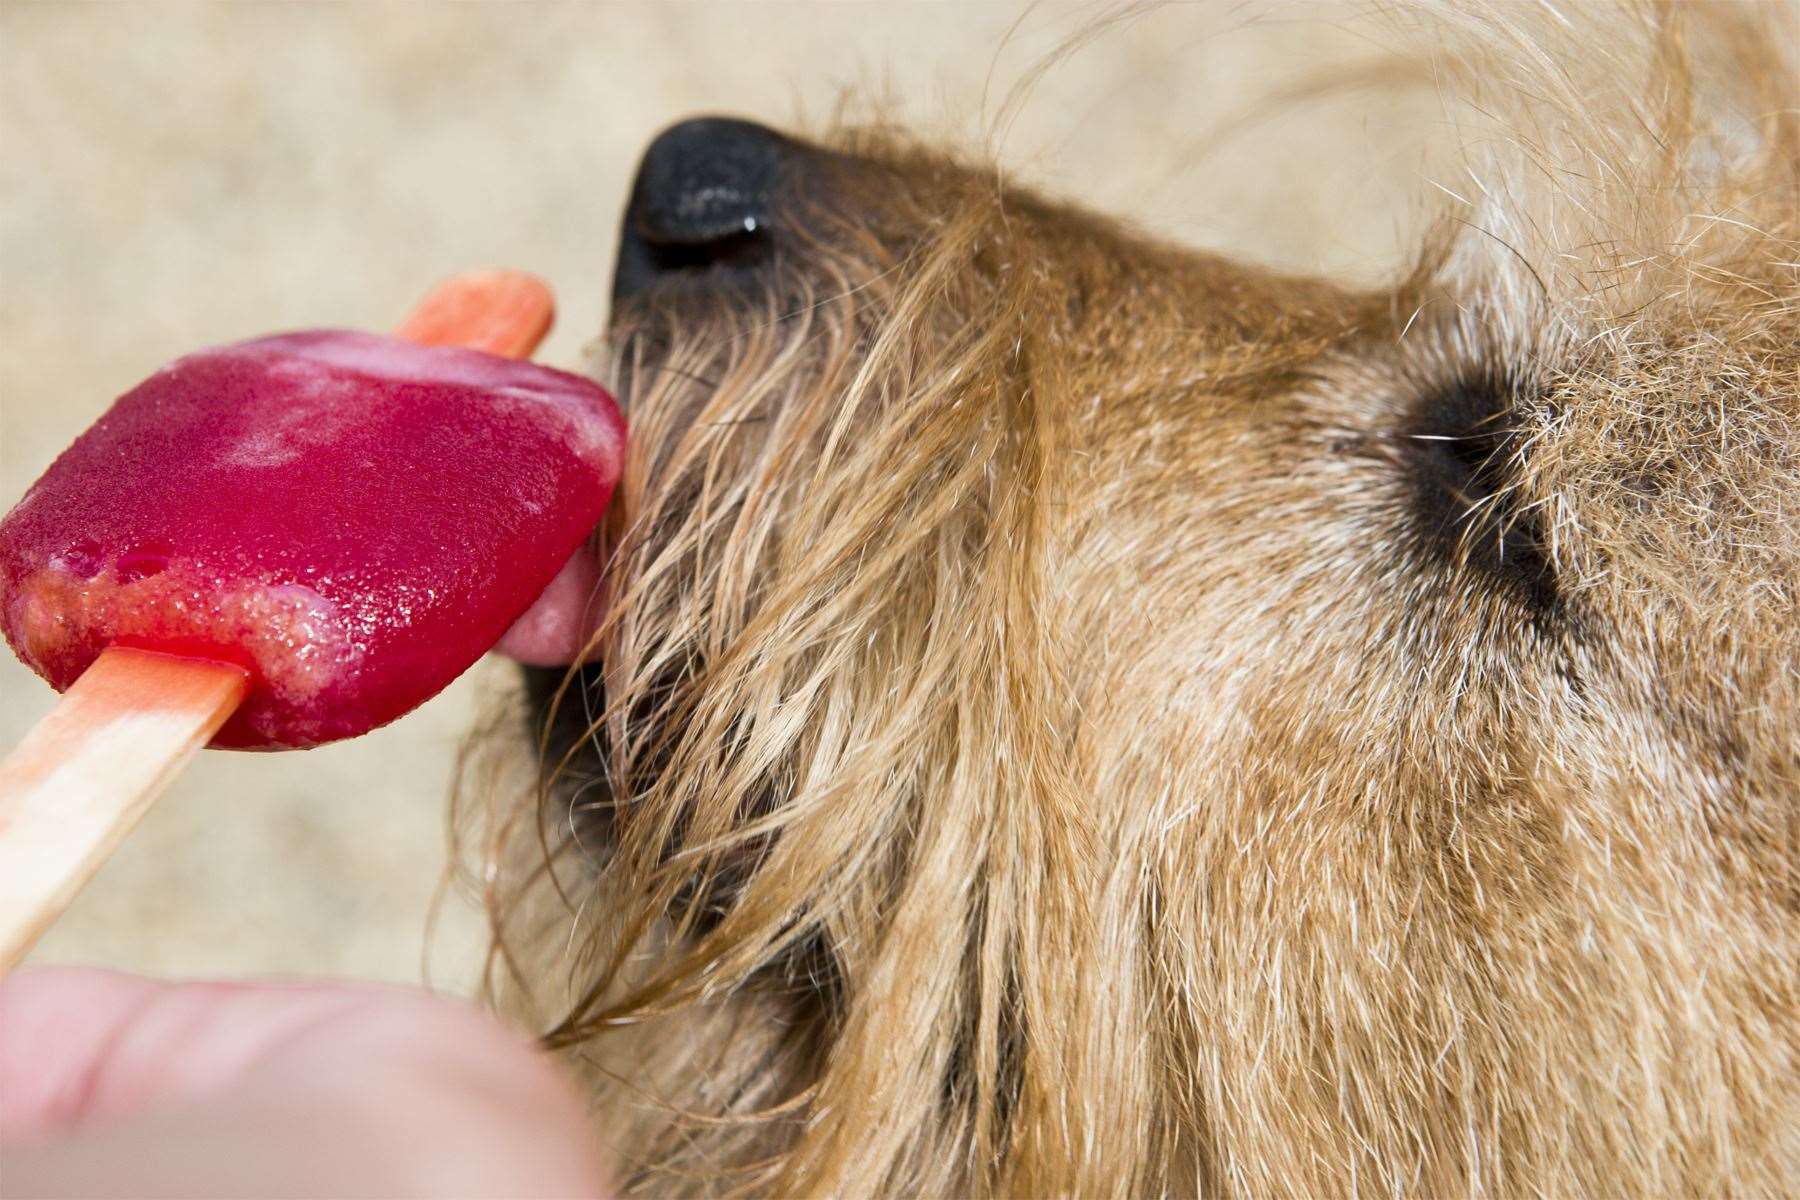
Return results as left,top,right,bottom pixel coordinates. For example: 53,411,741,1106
613,116,793,301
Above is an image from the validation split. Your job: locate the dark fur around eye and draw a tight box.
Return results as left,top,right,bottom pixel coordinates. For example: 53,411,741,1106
1404,373,1560,621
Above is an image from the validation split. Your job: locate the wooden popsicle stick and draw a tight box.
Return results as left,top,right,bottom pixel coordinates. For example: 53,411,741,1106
0,269,556,972
394,268,555,358
0,649,248,971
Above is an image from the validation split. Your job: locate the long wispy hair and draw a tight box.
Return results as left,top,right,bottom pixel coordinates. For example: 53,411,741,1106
457,3,1798,1194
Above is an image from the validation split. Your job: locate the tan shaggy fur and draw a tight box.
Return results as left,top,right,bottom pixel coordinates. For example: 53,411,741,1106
459,2,1799,1195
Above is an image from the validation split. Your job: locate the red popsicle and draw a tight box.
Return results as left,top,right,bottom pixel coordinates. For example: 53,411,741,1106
0,271,622,967
2,329,619,748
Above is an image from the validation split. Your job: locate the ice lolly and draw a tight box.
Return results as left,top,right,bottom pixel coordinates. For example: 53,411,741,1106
0,271,623,967
1,329,620,748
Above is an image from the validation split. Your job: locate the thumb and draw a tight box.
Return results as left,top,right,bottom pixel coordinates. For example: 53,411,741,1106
0,968,611,1199
0,968,419,1141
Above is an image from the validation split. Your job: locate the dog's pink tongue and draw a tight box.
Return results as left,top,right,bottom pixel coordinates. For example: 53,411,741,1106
494,547,604,666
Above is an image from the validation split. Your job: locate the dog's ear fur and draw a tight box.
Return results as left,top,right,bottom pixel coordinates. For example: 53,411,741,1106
458,3,1799,1195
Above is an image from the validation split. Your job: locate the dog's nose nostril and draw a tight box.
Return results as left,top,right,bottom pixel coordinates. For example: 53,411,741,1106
614,116,792,300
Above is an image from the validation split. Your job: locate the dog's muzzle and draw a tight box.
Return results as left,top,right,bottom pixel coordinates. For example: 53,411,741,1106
498,117,799,668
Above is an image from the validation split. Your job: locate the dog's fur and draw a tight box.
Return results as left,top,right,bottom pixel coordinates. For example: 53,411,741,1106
461,3,1799,1194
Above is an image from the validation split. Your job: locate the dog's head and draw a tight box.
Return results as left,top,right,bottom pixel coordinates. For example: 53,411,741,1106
479,8,1798,1195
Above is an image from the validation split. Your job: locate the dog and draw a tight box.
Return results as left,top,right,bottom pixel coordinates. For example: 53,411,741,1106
460,2,1798,1194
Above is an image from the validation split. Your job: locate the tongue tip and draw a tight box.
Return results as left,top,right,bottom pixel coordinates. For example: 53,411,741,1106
493,548,604,667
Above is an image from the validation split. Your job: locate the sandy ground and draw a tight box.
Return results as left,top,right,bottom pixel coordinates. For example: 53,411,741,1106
1,2,1446,991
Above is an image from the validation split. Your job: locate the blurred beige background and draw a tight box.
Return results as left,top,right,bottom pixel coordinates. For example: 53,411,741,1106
1,2,1444,991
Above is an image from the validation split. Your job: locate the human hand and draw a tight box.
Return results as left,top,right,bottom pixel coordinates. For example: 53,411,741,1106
0,968,610,1198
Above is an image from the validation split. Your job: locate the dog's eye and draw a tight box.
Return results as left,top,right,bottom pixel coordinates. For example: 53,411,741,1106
1403,372,1559,620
